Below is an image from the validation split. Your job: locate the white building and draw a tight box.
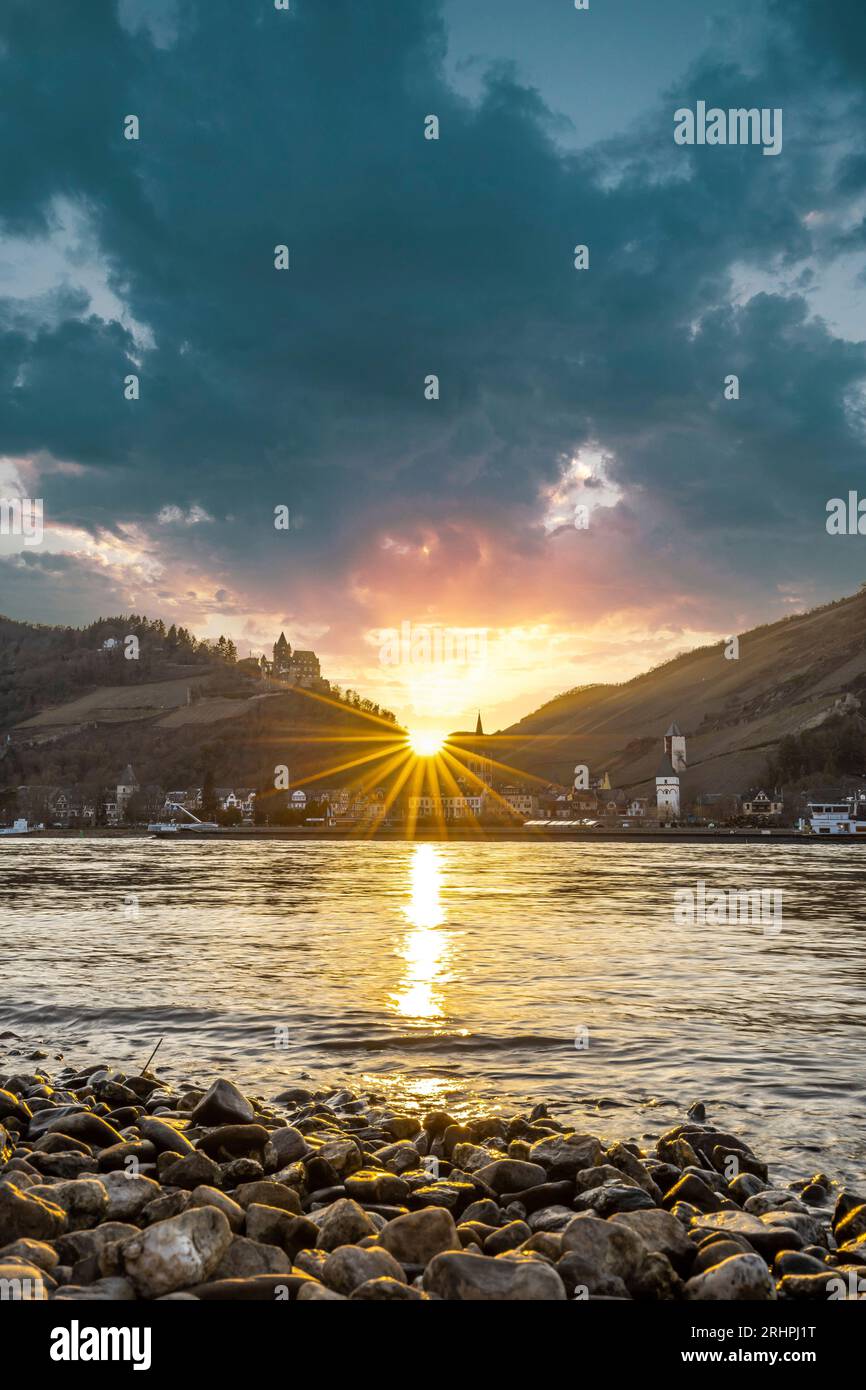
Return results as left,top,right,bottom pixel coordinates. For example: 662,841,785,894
743,789,782,818
217,788,256,818
409,794,485,820
655,753,680,819
501,791,539,817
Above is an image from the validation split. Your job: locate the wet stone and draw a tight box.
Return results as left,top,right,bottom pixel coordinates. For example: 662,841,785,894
211,1235,291,1278
101,1171,161,1222
97,1140,156,1173
407,1180,475,1212
684,1252,776,1301
379,1206,460,1264
191,1079,255,1128
476,1159,548,1193
0,1182,67,1241
2,1057,858,1306
233,1180,301,1214
322,1243,406,1294
197,1125,270,1160
573,1184,657,1217
527,1205,575,1233
484,1220,530,1254
315,1198,378,1251
120,1206,233,1297
221,1158,264,1186
344,1169,410,1205
160,1152,221,1189
0,1237,59,1272
139,1118,196,1155
188,1185,245,1230
424,1250,566,1301
349,1276,427,1300
267,1126,308,1165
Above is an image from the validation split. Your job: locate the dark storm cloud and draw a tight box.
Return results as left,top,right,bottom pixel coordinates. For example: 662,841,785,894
1,0,865,614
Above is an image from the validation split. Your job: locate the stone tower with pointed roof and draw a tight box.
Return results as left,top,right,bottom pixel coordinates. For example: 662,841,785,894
272,631,292,677
664,719,687,773
116,764,139,817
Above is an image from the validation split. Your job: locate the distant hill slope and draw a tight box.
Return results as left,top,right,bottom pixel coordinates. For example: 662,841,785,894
499,589,866,796
0,613,225,730
0,614,403,796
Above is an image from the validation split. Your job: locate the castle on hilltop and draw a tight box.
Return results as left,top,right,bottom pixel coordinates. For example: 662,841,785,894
238,632,328,690
267,632,327,691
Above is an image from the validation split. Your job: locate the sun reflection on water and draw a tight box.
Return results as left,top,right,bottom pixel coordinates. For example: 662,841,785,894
391,844,452,1021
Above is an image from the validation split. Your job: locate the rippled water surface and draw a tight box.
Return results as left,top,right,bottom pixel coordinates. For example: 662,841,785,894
2,838,865,1183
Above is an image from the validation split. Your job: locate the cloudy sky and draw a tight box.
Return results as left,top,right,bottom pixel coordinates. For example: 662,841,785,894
2,0,866,734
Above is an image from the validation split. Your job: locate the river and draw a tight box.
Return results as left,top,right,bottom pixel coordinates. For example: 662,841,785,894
1,837,864,1184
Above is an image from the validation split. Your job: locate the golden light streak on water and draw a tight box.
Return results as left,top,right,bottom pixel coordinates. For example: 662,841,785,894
390,844,451,1020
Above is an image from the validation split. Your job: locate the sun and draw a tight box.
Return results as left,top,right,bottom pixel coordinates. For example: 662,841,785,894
407,730,446,758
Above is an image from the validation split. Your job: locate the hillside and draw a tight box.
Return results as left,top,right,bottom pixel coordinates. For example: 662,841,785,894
0,614,230,730
0,615,403,801
498,588,866,797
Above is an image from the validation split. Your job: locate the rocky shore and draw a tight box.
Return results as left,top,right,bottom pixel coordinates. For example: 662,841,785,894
1,1060,865,1301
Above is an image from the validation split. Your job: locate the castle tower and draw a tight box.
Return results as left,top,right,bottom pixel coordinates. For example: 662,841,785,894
116,765,139,816
272,632,292,676
655,752,680,820
664,720,687,773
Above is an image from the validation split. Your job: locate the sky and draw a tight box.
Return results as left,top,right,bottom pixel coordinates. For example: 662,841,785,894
2,0,866,736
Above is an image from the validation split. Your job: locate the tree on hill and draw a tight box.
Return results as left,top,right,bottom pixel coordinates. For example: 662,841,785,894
766,716,866,785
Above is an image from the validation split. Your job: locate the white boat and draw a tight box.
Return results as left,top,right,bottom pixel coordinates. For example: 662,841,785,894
149,802,219,835
0,818,40,836
800,794,866,835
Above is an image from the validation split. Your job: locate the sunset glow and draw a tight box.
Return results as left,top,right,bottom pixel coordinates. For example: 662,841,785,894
407,731,447,758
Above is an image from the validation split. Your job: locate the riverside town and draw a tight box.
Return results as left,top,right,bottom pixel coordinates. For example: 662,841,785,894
1,0,864,1360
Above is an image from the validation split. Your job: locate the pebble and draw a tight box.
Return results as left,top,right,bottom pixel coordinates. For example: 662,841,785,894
120,1206,233,1297
27,1178,107,1231
187,1186,245,1231
212,1235,291,1277
0,1236,60,1272
574,1183,657,1217
191,1078,255,1127
561,1213,645,1290
0,1057,857,1303
474,1159,547,1194
0,1257,51,1297
423,1249,567,1300
314,1198,378,1250
138,1117,196,1155
349,1276,427,1300
322,1244,406,1294
0,1182,67,1240
684,1251,777,1300
378,1206,460,1263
